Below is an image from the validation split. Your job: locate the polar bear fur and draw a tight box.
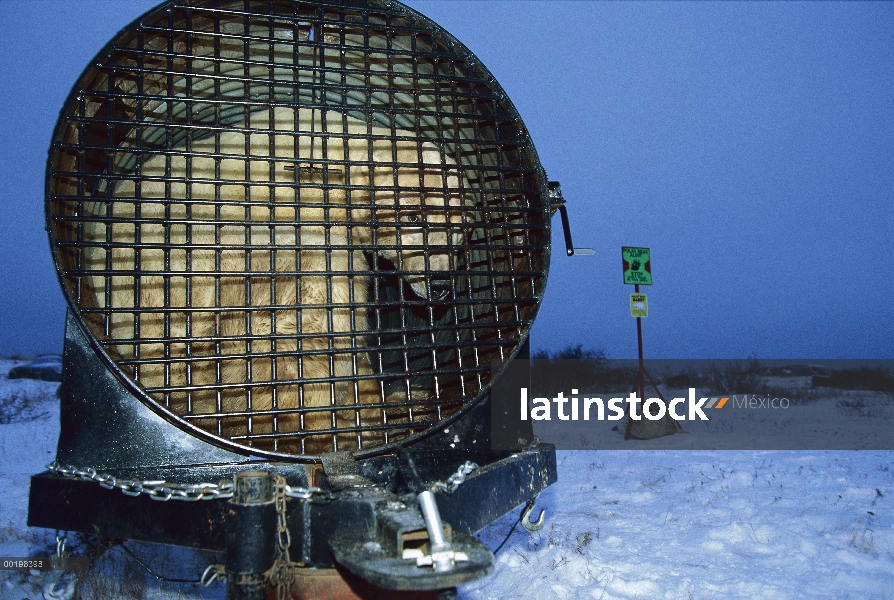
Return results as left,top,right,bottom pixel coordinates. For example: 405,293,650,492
81,107,470,453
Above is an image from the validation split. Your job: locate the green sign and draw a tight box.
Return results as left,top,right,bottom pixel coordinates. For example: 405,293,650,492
622,246,652,285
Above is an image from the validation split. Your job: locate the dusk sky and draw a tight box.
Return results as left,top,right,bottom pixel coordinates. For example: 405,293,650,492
1,1,892,360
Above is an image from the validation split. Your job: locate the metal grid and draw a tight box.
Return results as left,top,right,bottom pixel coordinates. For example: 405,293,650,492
46,0,549,458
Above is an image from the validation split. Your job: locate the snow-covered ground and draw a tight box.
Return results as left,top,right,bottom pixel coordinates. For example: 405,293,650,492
1,357,892,599
466,451,893,600
0,358,225,600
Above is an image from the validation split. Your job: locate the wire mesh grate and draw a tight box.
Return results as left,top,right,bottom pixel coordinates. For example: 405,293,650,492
46,0,549,459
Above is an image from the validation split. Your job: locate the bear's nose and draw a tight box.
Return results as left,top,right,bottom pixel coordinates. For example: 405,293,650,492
430,278,452,301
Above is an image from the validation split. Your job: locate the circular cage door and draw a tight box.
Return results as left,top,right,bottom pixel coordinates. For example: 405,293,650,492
46,0,550,459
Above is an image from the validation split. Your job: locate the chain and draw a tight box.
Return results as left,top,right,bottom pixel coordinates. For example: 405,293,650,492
267,473,297,600
48,459,471,592
47,462,235,501
47,462,328,502
432,460,477,494
48,462,328,594
50,459,473,500
200,564,225,587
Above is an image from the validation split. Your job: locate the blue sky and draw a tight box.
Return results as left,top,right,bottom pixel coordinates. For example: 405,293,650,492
1,1,892,359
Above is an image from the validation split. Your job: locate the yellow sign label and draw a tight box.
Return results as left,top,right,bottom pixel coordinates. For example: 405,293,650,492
630,293,648,317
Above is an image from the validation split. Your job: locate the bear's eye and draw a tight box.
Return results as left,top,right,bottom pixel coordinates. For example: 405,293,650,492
403,214,421,223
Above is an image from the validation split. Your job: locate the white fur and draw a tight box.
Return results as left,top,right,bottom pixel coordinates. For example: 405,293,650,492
81,108,470,453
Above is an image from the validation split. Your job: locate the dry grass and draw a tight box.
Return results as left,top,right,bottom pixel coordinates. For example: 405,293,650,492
73,544,148,600
0,390,52,424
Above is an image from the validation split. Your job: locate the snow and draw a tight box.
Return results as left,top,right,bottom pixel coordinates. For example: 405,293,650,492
465,451,893,600
1,357,892,599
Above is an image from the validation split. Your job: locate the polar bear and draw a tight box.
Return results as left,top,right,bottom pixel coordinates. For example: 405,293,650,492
79,107,471,454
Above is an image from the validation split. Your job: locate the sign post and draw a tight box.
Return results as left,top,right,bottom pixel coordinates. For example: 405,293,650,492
622,246,652,381
621,247,678,440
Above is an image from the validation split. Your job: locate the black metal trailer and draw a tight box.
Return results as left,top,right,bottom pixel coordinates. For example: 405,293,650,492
28,1,583,596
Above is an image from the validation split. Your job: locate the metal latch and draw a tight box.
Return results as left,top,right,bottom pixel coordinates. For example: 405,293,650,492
548,181,594,257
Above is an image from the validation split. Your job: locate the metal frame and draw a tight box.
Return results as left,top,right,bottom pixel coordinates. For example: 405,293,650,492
45,0,550,459
33,2,562,593
30,321,554,590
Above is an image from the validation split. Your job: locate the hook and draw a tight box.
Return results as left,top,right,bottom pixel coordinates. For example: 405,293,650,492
520,499,546,532
55,531,67,558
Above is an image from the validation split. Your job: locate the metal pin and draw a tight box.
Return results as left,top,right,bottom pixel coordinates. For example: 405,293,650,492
417,490,454,572
284,164,342,180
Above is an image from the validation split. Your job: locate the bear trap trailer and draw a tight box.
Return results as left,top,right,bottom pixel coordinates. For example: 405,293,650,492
28,1,588,597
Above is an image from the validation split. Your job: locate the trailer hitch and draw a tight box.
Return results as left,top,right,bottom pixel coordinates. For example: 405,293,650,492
320,451,491,591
